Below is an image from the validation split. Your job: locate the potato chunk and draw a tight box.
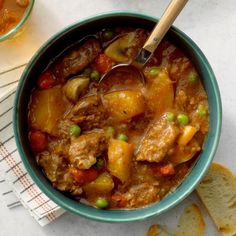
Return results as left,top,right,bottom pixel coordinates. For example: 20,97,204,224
178,125,197,146
103,90,145,122
29,87,70,134
146,69,174,115
108,139,134,183
83,172,114,195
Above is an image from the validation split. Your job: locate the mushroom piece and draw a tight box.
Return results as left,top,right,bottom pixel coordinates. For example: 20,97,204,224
63,76,90,103
105,32,136,62
104,29,147,63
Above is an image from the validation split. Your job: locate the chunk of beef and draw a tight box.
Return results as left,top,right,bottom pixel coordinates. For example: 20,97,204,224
47,138,70,156
38,152,82,194
68,95,106,130
121,183,160,208
175,89,188,111
126,29,148,60
54,38,101,80
68,130,107,169
51,119,75,139
175,88,208,114
137,116,179,162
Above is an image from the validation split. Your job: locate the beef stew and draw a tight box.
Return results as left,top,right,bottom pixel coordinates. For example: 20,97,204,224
28,27,209,209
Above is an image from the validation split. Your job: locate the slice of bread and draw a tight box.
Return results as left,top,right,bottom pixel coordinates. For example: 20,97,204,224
196,162,236,236
146,224,172,236
173,203,205,236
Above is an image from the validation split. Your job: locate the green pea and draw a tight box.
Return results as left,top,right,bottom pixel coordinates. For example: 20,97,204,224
149,67,160,77
166,112,175,122
95,197,109,209
90,70,100,81
83,68,92,76
95,158,105,169
117,133,128,142
69,124,81,137
177,114,189,125
197,104,207,117
188,72,199,84
102,30,114,41
105,127,115,137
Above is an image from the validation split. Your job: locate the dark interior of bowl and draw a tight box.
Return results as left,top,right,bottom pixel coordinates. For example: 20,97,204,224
14,12,221,222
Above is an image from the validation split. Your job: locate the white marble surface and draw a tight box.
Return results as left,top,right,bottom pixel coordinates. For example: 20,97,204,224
1,0,236,235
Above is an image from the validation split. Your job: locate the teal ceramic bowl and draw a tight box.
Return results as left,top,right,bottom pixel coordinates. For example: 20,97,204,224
13,12,222,222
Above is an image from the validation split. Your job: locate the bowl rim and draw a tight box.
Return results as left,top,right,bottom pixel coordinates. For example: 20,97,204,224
0,0,35,42
13,11,222,222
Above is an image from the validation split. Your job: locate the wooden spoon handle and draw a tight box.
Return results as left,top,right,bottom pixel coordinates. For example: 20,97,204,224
143,0,188,53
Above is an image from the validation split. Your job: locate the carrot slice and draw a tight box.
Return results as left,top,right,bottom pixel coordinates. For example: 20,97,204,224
94,53,114,74
29,130,47,152
111,193,128,208
37,72,56,89
70,168,99,185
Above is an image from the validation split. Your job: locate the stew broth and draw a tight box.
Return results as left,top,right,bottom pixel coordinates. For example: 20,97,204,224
28,27,209,209
0,0,29,36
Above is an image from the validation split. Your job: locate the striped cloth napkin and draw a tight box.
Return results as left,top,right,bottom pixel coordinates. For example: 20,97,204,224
0,66,65,226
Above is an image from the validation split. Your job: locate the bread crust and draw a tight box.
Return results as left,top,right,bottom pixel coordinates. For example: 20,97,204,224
173,203,205,236
196,162,236,236
146,224,171,236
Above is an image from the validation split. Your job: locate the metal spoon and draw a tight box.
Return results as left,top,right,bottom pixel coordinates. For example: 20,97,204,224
99,0,188,85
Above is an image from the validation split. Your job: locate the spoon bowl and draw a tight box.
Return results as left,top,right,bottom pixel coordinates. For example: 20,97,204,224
99,0,188,85
99,63,146,86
